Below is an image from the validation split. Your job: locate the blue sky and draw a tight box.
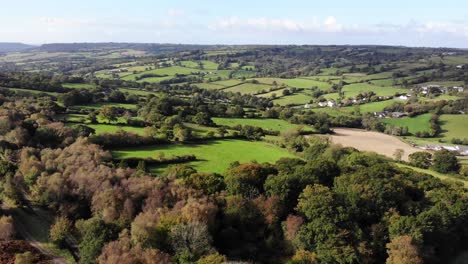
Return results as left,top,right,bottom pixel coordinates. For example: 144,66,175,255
1,0,467,47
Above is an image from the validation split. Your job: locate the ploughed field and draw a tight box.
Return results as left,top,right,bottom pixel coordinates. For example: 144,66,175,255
329,128,421,161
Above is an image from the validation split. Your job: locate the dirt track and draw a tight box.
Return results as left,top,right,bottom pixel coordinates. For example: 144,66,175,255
329,128,422,161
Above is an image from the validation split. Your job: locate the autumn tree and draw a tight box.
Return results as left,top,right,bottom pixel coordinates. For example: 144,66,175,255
386,235,423,264
50,216,71,247
99,106,117,124
0,215,15,241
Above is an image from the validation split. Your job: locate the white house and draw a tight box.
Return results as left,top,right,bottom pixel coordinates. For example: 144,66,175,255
397,95,409,100
318,102,327,107
327,101,336,107
453,86,464,93
304,103,311,109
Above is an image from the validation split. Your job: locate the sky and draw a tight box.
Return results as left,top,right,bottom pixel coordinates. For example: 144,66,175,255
1,0,468,48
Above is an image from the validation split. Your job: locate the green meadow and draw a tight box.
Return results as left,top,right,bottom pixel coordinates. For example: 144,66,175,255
382,113,433,134
213,117,314,133
438,115,468,140
225,83,272,94
112,139,296,173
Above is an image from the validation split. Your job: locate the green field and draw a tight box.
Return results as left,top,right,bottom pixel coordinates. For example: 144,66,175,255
112,139,296,173
382,113,433,134
396,163,468,188
273,92,312,106
225,83,272,94
212,79,243,87
342,99,399,113
438,115,468,141
83,124,146,135
121,66,197,81
213,117,314,133
70,102,137,110
194,82,226,90
63,83,96,89
251,78,332,90
342,83,408,98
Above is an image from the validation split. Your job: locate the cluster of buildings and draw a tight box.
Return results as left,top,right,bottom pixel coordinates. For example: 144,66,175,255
373,111,407,118
420,144,468,156
316,100,337,108
417,84,464,95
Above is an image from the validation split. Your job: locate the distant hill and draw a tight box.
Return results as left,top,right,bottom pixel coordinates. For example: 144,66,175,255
0,42,35,53
36,42,215,54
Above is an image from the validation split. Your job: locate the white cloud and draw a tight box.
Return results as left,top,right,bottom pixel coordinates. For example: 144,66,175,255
167,8,185,17
1,14,468,47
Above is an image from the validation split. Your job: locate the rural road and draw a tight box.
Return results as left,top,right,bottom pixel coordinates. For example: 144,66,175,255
1,203,71,264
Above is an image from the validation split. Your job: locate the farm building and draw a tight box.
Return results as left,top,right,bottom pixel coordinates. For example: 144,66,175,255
374,111,388,118
391,112,407,118
453,86,464,93
422,145,468,155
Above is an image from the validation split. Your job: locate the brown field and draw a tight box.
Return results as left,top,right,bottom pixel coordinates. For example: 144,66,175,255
329,128,422,161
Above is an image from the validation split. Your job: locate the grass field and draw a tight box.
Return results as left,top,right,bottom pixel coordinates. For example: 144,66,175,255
112,139,296,173
8,206,76,262
341,99,399,113
63,83,96,89
212,79,243,87
213,117,314,133
273,92,312,106
82,124,146,135
396,163,468,188
70,102,137,110
438,115,468,141
225,83,272,94
251,78,332,90
194,82,226,90
382,113,433,134
121,66,197,81
342,83,408,98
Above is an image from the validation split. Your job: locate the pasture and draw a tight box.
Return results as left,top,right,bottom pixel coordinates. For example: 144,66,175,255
224,83,272,94
438,115,468,141
272,92,312,106
213,117,314,133
382,113,433,134
342,83,408,98
112,139,296,173
84,124,146,135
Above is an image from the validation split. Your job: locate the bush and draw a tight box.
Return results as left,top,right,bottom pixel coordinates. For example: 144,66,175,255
409,152,432,169
432,149,460,173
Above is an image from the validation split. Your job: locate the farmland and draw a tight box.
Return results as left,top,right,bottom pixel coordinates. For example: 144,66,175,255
382,113,433,134
112,139,295,173
328,128,421,161
0,43,467,264
213,117,314,133
438,115,468,141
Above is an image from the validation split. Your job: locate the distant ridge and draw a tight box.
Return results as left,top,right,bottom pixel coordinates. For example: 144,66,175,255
0,42,36,53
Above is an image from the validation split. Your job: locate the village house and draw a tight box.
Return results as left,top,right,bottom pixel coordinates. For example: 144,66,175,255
391,112,407,118
397,94,410,100
304,103,311,109
453,86,464,93
373,111,387,118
